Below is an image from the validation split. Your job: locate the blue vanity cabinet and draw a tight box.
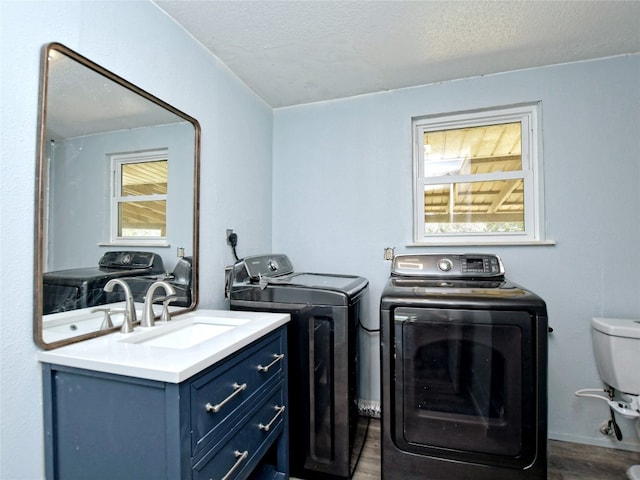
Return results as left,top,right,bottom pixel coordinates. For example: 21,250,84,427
41,327,288,480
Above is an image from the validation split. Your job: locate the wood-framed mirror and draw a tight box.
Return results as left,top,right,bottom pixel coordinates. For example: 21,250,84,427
34,42,200,350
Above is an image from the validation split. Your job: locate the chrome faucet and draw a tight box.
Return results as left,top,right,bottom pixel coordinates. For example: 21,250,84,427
103,279,136,334
141,281,176,328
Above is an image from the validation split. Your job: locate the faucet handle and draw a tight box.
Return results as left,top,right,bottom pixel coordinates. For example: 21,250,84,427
91,307,129,331
91,308,115,330
156,295,177,323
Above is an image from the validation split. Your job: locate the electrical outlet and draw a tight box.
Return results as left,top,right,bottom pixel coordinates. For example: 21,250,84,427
384,247,395,261
226,229,234,245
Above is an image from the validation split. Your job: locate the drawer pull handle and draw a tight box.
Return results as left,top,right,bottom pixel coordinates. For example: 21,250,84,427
258,405,286,432
219,450,249,480
205,383,247,413
257,353,285,373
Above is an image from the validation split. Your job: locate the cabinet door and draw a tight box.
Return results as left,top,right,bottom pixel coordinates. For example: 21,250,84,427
43,366,184,480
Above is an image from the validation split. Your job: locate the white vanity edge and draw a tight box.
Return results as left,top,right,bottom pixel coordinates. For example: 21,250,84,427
37,309,290,383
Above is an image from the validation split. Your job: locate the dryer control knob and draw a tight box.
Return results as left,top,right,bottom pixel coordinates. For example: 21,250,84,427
437,258,453,272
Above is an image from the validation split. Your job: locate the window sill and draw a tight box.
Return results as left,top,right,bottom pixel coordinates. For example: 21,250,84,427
407,240,556,247
98,241,171,248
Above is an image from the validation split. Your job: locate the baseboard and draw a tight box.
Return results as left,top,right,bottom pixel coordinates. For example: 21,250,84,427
549,431,640,453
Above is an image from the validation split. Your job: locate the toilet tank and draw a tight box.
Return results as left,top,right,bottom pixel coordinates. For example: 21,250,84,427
591,317,640,394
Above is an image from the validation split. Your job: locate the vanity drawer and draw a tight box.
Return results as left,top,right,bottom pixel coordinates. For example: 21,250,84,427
191,331,286,456
192,385,286,480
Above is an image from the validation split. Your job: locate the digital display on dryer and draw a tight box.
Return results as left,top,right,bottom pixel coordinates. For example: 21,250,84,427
466,258,484,270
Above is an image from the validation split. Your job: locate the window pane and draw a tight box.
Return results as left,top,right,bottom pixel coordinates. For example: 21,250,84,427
118,200,166,237
424,179,524,234
424,123,522,177
120,160,168,196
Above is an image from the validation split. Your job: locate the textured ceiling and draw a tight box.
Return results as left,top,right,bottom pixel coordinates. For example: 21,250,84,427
153,0,640,108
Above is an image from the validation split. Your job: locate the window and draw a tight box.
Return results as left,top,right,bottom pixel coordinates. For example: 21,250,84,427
413,103,544,244
110,150,168,244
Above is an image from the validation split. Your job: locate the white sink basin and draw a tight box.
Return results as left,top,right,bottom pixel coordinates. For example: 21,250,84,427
45,314,115,335
42,310,129,342
120,317,250,349
41,302,155,342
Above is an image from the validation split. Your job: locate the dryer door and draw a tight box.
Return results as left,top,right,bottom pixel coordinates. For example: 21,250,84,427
392,307,537,468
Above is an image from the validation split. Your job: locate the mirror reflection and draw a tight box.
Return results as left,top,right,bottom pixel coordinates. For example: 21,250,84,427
35,43,200,349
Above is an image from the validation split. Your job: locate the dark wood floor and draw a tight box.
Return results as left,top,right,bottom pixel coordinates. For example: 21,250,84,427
340,419,639,480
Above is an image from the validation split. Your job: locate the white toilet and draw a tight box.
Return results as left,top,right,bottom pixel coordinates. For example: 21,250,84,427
591,317,640,480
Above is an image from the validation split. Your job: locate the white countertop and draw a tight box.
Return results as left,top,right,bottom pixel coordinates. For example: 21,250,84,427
37,309,290,383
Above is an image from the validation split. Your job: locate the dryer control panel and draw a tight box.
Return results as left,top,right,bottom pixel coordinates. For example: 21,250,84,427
391,253,504,278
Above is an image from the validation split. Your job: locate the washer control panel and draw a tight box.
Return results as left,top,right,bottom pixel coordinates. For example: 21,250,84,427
240,254,295,280
392,253,504,278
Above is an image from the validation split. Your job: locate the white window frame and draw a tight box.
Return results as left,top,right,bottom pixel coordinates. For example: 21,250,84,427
412,103,546,245
110,149,168,246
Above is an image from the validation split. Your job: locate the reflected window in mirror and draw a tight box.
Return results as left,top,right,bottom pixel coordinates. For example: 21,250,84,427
112,150,168,243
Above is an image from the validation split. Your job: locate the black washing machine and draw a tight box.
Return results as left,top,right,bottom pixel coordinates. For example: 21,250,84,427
380,253,548,480
228,254,369,479
42,251,165,314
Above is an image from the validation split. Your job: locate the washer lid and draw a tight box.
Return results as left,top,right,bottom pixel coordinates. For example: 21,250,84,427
283,273,364,290
592,317,640,339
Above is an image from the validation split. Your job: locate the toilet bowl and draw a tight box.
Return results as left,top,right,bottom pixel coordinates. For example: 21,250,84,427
590,317,640,480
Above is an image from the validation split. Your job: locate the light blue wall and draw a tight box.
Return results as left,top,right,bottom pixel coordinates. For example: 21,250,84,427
49,123,194,272
273,55,640,450
0,1,273,478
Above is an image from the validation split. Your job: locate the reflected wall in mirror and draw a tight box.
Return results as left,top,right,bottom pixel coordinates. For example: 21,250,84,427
34,43,200,349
